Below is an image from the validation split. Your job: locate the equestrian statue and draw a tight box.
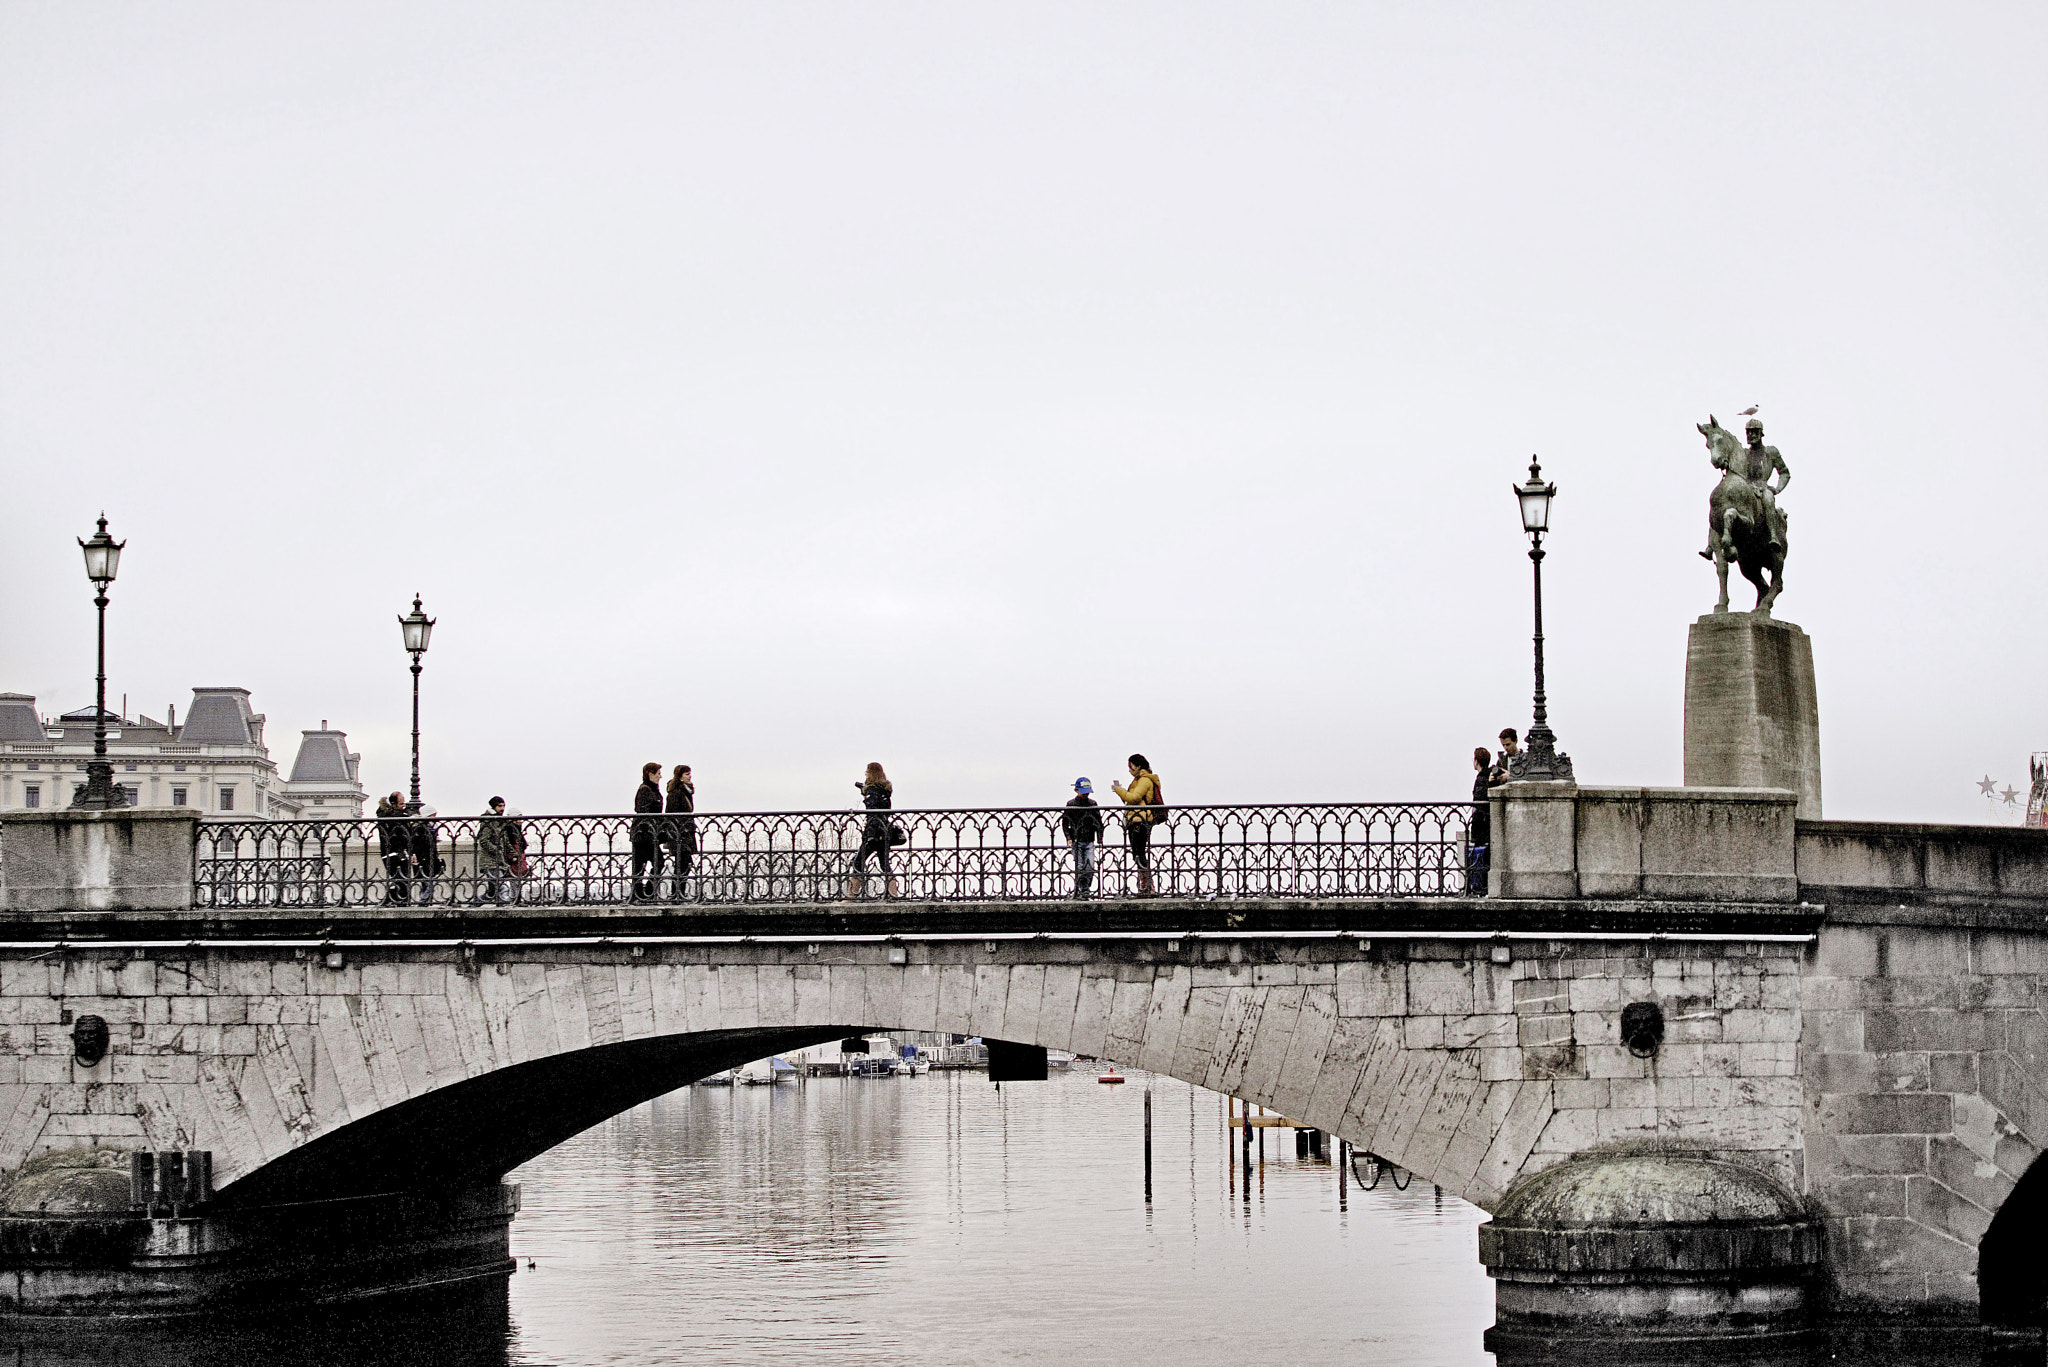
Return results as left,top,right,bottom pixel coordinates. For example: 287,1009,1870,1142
1696,414,1791,616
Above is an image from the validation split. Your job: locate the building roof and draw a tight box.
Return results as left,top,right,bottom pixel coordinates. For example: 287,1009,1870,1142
0,694,44,743
179,688,257,745
289,731,355,783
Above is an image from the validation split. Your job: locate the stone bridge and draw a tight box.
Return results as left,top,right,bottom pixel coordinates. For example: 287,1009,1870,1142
2,787,2047,1352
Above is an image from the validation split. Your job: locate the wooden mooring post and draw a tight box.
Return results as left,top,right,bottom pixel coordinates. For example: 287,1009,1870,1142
1143,1086,1153,1204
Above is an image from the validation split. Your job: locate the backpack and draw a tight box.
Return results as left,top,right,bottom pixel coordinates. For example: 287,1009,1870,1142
1145,775,1167,824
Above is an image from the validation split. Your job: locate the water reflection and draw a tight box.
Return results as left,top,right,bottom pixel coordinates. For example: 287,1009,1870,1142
0,1069,2005,1366
502,1069,1491,1365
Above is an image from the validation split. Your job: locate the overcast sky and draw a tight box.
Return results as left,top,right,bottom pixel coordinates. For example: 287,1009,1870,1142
3,4,2043,821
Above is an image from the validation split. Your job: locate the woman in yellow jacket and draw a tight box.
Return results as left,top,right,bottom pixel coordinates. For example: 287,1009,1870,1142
1111,753,1163,897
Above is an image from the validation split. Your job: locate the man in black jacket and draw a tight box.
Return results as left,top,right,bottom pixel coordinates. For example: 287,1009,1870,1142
1061,778,1105,900
376,791,412,905
631,762,664,901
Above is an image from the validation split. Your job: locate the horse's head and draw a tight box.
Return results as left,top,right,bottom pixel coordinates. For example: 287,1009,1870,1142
1697,415,1744,473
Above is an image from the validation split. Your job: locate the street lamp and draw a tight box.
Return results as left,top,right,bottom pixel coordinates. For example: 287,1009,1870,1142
1508,459,1574,783
71,515,127,809
398,595,435,808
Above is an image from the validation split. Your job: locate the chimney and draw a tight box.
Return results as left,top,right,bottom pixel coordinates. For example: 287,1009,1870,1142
321,720,328,730
168,703,176,729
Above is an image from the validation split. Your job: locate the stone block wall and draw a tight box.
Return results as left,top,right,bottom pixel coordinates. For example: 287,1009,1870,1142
0,935,1811,1219
1800,922,2045,1316
0,920,2038,1323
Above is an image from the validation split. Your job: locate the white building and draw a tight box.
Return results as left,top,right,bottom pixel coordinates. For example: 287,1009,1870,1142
0,688,365,820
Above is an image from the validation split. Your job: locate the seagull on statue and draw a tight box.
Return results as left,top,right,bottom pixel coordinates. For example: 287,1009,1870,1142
1977,775,1998,797
1738,405,1760,416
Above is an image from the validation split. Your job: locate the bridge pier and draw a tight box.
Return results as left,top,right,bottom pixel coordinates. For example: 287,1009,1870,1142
0,1147,515,1318
1479,1151,1822,1359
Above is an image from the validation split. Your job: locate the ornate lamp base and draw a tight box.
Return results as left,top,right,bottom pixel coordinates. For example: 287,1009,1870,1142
1507,728,1575,783
69,761,129,810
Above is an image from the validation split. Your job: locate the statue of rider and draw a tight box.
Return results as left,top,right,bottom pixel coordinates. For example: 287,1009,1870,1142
1699,417,1790,559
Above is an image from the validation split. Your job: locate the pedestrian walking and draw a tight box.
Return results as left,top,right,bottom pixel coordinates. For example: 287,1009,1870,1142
1061,777,1104,900
665,764,697,896
631,761,664,901
476,796,514,905
1468,748,1493,895
1111,754,1164,897
505,806,530,888
376,790,413,905
843,762,900,901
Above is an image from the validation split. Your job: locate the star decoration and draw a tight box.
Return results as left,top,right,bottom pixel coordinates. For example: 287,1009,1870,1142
1977,775,1998,797
2002,787,2021,806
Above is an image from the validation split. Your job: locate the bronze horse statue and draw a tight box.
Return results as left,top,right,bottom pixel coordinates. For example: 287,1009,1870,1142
1697,415,1786,616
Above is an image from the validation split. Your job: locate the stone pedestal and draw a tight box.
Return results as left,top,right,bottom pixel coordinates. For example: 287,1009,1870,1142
1684,614,1822,820
0,809,198,915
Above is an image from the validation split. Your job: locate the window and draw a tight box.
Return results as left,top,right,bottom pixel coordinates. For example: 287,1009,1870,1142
23,785,38,809
171,787,187,807
121,786,139,806
218,787,235,812
172,765,186,773
123,764,137,773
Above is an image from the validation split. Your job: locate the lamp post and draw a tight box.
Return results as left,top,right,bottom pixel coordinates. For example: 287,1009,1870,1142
398,595,435,808
1508,459,1574,783
71,515,127,809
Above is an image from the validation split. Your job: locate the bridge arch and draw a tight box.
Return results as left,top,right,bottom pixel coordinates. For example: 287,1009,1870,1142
1980,1149,2048,1328
175,945,1558,1212
13,934,1816,1225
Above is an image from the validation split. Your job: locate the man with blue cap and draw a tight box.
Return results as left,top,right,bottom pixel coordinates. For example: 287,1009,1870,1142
1061,777,1105,900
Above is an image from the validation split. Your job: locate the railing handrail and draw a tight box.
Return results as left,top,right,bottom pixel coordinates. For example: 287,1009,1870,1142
216,799,1464,825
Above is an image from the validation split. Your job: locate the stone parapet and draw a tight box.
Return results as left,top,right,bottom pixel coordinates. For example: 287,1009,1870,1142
0,810,198,916
1798,820,2048,908
1490,785,1799,902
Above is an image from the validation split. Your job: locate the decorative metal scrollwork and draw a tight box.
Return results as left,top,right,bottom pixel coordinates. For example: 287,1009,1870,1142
193,801,1473,909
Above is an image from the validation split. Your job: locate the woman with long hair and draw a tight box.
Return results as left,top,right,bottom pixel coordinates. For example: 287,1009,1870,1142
1111,753,1163,896
844,761,899,900
665,763,697,893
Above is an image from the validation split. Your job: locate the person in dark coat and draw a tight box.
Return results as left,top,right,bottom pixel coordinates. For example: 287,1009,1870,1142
842,762,899,901
476,796,513,905
1468,747,1493,895
1061,777,1105,900
664,764,697,893
376,791,412,905
631,762,664,901
409,804,444,905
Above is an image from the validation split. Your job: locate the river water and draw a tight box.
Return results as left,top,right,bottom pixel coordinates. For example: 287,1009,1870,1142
0,1065,1993,1366
505,1066,1491,1366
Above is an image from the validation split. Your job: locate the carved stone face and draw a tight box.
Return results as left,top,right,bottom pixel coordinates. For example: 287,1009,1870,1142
71,1015,110,1067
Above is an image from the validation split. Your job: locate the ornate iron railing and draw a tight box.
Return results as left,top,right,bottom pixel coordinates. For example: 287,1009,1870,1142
192,803,1474,909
